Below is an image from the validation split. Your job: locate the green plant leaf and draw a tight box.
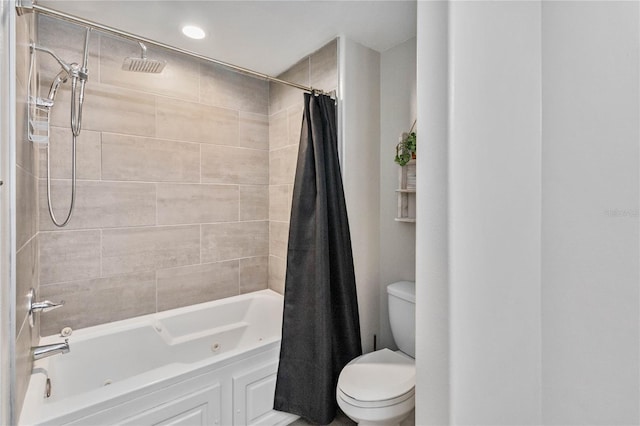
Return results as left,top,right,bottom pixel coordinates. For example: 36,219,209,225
394,132,416,166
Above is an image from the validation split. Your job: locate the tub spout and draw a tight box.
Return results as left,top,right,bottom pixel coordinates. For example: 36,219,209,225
33,339,70,361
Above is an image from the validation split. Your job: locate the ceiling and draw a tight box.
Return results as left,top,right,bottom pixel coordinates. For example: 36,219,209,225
39,0,417,76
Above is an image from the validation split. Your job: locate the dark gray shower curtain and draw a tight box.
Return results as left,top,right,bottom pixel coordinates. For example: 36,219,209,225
274,93,362,424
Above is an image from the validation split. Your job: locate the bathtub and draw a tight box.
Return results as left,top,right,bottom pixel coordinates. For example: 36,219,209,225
19,289,298,426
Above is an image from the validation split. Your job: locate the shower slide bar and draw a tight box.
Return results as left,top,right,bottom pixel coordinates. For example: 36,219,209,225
15,0,333,97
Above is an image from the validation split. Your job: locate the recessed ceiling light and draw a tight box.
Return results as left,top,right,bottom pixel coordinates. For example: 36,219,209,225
182,25,205,40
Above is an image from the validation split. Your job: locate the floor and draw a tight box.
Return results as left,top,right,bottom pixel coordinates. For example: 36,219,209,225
288,409,356,426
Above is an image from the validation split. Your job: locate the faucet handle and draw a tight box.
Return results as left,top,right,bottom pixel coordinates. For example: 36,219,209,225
28,288,65,328
32,299,65,313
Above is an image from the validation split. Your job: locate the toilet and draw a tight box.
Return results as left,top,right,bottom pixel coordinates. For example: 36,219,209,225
337,281,416,426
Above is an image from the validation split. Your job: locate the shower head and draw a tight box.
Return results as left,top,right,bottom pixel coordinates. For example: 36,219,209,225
122,42,166,73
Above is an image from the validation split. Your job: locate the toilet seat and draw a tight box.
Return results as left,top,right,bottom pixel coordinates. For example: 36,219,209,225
337,348,415,407
337,386,415,409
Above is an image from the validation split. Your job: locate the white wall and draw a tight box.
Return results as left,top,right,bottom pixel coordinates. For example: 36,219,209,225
339,37,381,353
416,1,639,424
541,2,639,423
415,1,450,423
448,2,542,423
379,37,416,350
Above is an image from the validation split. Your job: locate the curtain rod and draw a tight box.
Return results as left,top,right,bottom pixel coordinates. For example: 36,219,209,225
15,1,332,96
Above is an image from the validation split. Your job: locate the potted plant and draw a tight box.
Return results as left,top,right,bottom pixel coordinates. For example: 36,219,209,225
394,120,416,166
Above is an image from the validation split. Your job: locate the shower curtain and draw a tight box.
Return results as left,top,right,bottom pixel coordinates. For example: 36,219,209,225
274,93,362,424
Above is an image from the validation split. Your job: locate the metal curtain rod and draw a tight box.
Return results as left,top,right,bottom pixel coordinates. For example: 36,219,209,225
15,1,331,96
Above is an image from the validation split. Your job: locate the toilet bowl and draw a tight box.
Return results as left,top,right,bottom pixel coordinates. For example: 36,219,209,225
336,281,416,426
337,348,415,426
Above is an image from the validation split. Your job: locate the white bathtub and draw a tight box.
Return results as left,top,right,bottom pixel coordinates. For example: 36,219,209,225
19,290,297,426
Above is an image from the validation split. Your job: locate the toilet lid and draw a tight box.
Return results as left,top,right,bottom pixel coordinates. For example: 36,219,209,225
338,348,415,402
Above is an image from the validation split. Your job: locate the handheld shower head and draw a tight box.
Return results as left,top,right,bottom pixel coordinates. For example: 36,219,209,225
47,69,69,101
122,42,166,74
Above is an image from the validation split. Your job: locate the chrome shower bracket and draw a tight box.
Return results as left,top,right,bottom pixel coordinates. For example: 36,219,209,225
15,0,35,16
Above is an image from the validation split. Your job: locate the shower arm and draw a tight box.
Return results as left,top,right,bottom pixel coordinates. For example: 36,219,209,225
31,44,72,74
138,41,147,60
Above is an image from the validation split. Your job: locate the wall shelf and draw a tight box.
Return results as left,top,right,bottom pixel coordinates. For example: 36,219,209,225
396,159,416,222
394,217,416,223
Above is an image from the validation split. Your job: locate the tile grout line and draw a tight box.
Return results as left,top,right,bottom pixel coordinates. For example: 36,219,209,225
99,132,103,180
155,270,158,314
43,177,269,187
155,182,158,226
38,219,270,235
99,229,103,278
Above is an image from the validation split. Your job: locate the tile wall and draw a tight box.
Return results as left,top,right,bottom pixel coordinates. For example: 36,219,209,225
36,16,270,336
33,15,337,335
267,40,338,293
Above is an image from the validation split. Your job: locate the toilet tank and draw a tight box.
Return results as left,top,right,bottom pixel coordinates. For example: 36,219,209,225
387,281,416,358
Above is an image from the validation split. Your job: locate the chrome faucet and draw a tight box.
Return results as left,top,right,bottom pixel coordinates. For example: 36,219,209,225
27,288,65,327
32,339,70,361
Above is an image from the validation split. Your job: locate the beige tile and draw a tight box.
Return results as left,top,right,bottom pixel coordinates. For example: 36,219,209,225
269,109,289,151
310,39,338,93
37,16,101,87
50,83,156,137
288,104,304,146
157,184,239,225
201,145,268,185
39,180,156,231
102,133,200,182
201,221,269,263
39,230,101,285
269,185,292,222
157,261,239,312
240,256,268,294
38,127,101,179
16,166,37,250
16,236,37,337
270,58,309,115
209,108,240,146
15,320,35,419
200,62,269,114
102,225,200,276
270,221,290,259
239,112,269,150
268,255,286,295
156,97,239,145
15,13,33,90
100,34,199,101
270,145,299,185
239,185,269,221
15,77,35,175
39,271,156,335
